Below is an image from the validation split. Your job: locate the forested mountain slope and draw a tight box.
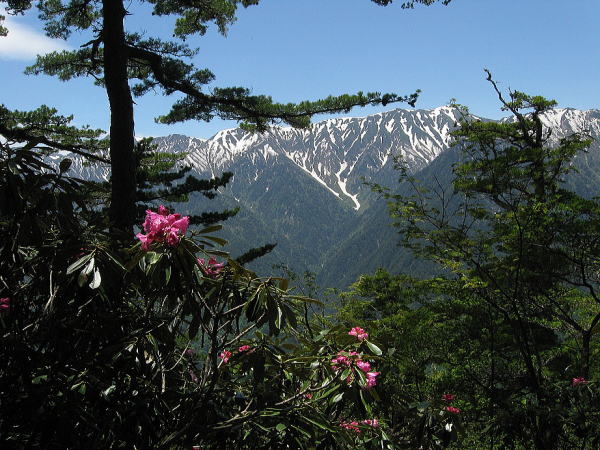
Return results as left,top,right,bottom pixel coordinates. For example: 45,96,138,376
57,107,600,287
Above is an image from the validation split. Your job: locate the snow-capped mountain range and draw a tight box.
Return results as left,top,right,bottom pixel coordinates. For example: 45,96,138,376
54,106,600,287
152,106,465,211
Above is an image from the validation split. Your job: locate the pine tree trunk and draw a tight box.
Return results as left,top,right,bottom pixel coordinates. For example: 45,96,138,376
103,0,136,240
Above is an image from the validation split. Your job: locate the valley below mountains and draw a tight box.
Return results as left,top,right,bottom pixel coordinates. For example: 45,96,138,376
62,106,600,289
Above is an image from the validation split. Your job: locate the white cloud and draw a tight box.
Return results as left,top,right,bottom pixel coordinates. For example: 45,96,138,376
0,13,70,60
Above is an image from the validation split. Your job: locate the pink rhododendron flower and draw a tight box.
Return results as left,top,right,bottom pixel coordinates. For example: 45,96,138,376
136,206,189,250
442,393,456,402
361,419,380,428
184,348,194,357
348,326,369,341
356,360,372,373
219,350,232,364
304,393,313,399
238,345,251,353
0,297,9,312
331,355,350,368
340,421,361,433
331,350,360,370
364,371,380,389
445,406,461,414
197,257,226,278
572,377,588,387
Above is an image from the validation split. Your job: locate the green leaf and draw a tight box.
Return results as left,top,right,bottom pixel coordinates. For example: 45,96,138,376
202,235,228,246
302,415,337,432
289,295,323,306
205,250,229,257
331,392,344,403
104,250,127,271
103,385,116,398
82,257,95,275
275,306,283,330
197,224,223,234
66,254,92,275
146,251,161,265
32,375,48,384
279,278,289,291
276,423,287,432
366,340,382,356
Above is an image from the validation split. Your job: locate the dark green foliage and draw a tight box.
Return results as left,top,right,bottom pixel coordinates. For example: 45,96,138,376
236,243,277,265
0,106,396,449
133,137,239,226
340,78,600,448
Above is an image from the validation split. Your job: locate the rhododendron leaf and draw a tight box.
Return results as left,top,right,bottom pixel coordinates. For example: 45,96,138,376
197,225,223,234
89,268,101,289
366,341,382,356
281,304,297,328
146,252,161,266
332,392,344,403
288,295,323,306
246,296,261,322
201,236,228,246
126,251,145,271
206,250,229,259
321,384,340,398
83,257,95,276
359,390,373,415
66,254,92,275
302,415,337,432
31,375,48,384
104,250,126,271
276,423,286,432
164,266,171,284
102,385,116,398
278,278,289,291
370,389,381,402
275,306,283,330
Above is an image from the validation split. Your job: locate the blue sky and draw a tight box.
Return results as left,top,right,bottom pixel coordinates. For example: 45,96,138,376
1,0,599,138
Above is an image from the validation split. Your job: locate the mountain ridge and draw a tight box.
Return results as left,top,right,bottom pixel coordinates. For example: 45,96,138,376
53,106,600,288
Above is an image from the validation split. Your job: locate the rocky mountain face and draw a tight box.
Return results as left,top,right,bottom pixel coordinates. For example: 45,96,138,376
56,106,600,288
152,106,464,211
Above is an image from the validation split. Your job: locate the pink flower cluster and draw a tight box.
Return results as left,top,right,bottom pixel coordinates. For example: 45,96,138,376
445,406,461,414
219,350,232,364
331,350,360,370
340,421,361,433
331,329,380,390
362,419,380,428
136,205,189,251
442,393,460,414
340,419,380,433
219,345,254,365
572,377,588,387
348,326,369,341
197,257,226,278
0,297,9,312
